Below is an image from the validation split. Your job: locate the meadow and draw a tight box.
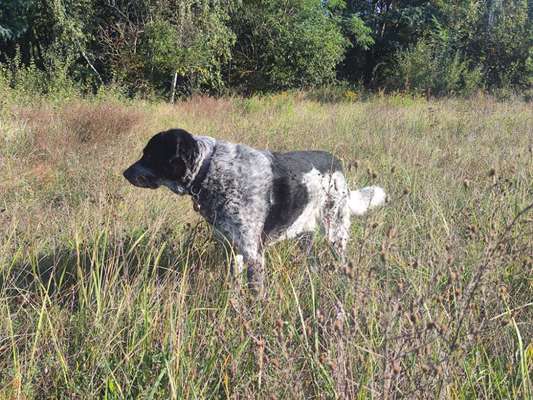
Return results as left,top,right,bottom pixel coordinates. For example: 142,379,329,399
0,91,532,399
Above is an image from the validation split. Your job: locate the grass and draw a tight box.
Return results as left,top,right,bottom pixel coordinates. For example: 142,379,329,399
0,90,532,399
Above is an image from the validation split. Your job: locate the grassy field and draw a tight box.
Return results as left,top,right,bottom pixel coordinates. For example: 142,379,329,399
0,91,532,399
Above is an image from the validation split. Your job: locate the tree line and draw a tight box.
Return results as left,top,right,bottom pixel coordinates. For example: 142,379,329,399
0,0,531,99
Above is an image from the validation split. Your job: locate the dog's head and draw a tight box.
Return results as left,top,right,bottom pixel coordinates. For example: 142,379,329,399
123,129,199,194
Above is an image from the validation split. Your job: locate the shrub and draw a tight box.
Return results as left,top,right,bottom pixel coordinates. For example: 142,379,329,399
305,84,362,103
389,39,483,97
230,0,348,91
0,48,80,101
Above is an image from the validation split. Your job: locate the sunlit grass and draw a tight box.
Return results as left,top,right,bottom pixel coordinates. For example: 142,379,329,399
0,92,532,398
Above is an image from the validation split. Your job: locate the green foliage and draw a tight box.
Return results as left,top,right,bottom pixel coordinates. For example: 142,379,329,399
0,0,33,40
230,0,347,90
97,0,235,97
143,19,181,75
0,0,530,97
344,14,374,51
391,38,483,96
0,47,80,101
435,0,531,90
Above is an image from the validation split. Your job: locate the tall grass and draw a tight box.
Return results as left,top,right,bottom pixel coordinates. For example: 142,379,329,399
0,92,532,399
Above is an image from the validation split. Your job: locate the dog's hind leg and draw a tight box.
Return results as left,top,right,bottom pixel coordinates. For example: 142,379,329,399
321,184,351,264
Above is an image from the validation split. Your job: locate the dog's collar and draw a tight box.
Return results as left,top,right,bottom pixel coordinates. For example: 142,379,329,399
188,144,215,197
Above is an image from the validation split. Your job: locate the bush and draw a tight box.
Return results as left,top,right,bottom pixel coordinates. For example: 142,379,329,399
102,2,235,98
0,48,81,101
230,0,347,91
389,39,483,97
305,84,362,103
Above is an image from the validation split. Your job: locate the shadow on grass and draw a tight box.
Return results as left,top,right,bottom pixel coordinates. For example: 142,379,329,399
0,221,232,309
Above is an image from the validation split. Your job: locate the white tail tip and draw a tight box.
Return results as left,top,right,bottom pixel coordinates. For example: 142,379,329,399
349,186,386,216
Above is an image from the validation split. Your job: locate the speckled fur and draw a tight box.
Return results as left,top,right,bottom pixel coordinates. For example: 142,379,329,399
123,129,385,296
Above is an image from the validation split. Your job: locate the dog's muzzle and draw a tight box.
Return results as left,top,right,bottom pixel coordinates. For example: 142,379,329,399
123,163,160,189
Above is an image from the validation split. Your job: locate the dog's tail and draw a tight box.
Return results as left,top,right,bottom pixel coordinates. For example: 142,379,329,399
348,186,386,216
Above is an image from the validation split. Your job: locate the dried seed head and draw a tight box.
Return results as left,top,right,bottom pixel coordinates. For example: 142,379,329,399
343,264,352,276
343,263,355,279
305,321,312,336
392,359,401,375
334,318,343,334
326,263,335,272
243,321,252,335
316,309,324,324
256,336,265,348
449,270,458,281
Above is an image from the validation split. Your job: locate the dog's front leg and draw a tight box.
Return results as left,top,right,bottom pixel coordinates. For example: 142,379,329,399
225,225,265,297
231,254,245,277
246,253,265,298
297,232,320,271
234,240,265,298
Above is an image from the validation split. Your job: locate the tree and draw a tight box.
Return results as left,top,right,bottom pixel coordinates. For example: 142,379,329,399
96,0,235,97
229,0,348,91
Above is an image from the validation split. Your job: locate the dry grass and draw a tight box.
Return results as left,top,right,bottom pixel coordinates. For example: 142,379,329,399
0,92,532,399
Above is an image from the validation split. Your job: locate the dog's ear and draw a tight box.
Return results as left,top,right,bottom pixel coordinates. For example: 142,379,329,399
166,129,199,179
176,129,199,166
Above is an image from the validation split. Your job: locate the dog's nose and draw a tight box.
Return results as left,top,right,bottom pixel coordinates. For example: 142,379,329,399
123,167,134,182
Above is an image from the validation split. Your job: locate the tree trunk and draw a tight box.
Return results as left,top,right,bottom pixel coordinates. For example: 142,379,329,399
170,71,178,104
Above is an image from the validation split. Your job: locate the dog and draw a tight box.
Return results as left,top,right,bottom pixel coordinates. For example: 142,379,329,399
123,129,385,295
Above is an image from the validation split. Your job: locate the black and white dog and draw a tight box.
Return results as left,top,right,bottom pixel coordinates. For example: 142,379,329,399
123,129,385,295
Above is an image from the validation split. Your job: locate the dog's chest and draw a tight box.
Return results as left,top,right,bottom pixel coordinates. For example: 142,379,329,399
194,149,272,230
